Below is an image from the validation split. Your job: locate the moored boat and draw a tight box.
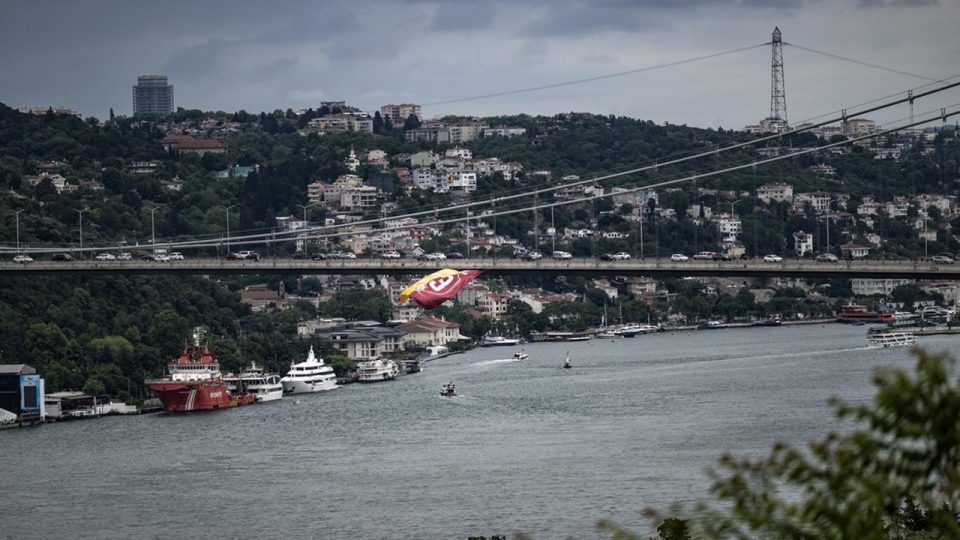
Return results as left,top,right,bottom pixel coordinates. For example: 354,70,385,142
356,359,400,382
281,346,338,394
225,362,283,403
146,344,256,413
481,336,520,347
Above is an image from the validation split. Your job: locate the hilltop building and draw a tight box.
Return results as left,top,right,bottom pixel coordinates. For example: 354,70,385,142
133,75,174,115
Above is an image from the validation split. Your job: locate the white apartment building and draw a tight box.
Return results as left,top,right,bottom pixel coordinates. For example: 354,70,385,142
380,103,421,124
794,192,832,214
794,231,813,256
757,182,794,204
842,118,877,137
717,214,742,243
851,279,913,296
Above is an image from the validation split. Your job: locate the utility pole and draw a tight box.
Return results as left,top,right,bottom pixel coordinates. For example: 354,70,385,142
13,209,24,254
465,209,470,257
74,208,87,258
639,214,644,259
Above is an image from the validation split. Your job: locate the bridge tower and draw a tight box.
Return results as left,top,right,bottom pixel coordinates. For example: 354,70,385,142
770,27,787,127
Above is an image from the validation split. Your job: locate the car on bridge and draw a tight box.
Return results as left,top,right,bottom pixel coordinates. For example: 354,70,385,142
117,252,132,261
168,252,185,261
552,251,572,260
693,251,718,261
602,252,631,261
445,252,464,259
227,251,260,261
329,251,356,259
143,253,170,262
520,251,543,260
381,251,402,259
12,254,33,264
815,253,839,263
931,255,954,264
670,253,689,262
95,253,117,261
763,254,783,263
417,252,446,261
51,253,74,262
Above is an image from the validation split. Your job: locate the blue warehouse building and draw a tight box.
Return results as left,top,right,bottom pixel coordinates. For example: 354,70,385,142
0,364,45,427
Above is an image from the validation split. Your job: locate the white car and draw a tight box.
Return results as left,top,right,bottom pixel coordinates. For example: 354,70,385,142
95,253,116,261
430,252,447,260
670,253,689,262
552,251,573,259
763,254,783,263
381,251,401,259
168,252,185,260
610,252,631,260
13,254,33,264
155,254,171,262
117,252,132,261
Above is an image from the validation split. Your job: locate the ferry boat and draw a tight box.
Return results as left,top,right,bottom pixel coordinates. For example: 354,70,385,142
225,362,283,403
866,328,917,348
281,346,338,394
481,336,520,347
837,304,895,323
356,359,400,382
146,344,256,413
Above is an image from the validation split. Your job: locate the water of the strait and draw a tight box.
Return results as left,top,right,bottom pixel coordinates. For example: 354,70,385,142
2,324,952,539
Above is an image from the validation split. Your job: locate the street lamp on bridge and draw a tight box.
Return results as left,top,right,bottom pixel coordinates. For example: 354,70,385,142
297,203,318,256
146,206,160,249
12,209,25,254
73,208,87,258
224,205,237,253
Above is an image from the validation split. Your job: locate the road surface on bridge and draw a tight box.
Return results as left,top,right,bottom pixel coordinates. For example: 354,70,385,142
1,257,959,280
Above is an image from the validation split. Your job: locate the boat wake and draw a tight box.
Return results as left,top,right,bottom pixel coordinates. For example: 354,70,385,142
473,358,520,367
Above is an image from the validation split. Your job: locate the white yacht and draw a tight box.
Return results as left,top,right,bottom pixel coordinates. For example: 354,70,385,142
225,362,283,402
866,329,917,348
481,336,520,347
281,346,339,394
513,349,528,360
356,359,400,383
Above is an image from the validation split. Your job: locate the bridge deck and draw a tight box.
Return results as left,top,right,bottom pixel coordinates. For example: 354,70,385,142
0,257,958,280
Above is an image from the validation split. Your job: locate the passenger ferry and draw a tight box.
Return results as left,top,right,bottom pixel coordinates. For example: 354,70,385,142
866,328,917,348
837,304,895,323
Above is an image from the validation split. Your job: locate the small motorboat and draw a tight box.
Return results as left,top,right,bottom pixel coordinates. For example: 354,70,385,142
440,382,457,397
563,351,571,369
513,349,528,360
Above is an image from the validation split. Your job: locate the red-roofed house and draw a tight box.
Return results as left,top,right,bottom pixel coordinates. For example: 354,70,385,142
174,138,226,156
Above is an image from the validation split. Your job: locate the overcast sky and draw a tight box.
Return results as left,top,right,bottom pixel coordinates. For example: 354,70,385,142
2,0,958,129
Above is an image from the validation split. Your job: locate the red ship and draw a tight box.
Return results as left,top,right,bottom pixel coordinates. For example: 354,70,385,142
146,345,256,413
836,304,895,323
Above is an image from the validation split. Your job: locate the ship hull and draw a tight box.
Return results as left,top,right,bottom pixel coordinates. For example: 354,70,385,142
146,381,255,412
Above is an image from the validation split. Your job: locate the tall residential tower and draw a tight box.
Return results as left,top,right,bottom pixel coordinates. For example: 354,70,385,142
133,75,174,115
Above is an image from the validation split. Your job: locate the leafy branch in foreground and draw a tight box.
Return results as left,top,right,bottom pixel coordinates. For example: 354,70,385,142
615,348,960,539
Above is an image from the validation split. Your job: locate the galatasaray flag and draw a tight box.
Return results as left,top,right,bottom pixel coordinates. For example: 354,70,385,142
399,269,484,309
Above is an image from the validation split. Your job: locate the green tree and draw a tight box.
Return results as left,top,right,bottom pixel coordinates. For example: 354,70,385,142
24,322,71,370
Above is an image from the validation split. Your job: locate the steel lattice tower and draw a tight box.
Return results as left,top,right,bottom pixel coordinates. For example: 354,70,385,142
770,27,787,125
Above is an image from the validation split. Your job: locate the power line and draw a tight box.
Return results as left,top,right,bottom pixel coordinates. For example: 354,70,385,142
784,42,939,82
421,43,769,107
